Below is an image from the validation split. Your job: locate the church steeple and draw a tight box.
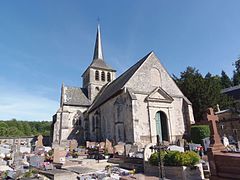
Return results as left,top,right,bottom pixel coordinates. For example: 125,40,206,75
92,24,104,61
82,25,116,101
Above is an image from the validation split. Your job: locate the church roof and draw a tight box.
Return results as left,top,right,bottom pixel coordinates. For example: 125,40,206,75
221,85,240,100
63,86,91,106
89,58,114,71
88,51,153,112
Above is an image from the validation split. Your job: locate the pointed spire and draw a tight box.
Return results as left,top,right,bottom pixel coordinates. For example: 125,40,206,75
92,24,104,61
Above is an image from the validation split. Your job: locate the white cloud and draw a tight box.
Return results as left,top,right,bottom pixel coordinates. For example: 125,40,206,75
0,78,59,121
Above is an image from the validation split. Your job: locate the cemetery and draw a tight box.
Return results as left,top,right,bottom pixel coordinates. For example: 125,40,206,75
0,107,240,179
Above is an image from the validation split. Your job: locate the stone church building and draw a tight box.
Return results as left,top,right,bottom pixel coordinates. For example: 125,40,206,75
51,25,195,146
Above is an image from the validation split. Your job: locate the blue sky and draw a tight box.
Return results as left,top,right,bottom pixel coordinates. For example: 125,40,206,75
0,1,240,121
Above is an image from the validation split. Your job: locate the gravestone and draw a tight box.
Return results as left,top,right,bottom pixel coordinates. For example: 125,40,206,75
125,144,132,156
114,144,125,155
36,135,44,147
53,147,67,164
86,141,96,148
29,155,44,168
35,135,44,153
128,145,138,157
207,108,224,152
69,139,78,152
99,142,105,149
13,152,23,170
105,139,114,154
168,145,184,152
206,108,225,177
143,143,155,162
222,136,229,147
202,137,210,151
188,143,201,151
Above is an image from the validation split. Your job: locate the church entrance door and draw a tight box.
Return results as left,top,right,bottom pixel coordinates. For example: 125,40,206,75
155,111,169,142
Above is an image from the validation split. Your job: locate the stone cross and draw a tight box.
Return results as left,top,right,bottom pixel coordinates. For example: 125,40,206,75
207,108,224,151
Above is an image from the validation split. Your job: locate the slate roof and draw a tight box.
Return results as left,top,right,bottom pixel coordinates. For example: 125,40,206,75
63,86,91,106
221,85,240,100
88,52,153,112
89,58,114,71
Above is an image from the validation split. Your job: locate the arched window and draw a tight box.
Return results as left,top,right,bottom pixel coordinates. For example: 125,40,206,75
95,71,99,81
107,72,111,82
101,71,105,81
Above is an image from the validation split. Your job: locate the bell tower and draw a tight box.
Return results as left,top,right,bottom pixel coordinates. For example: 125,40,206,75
82,25,116,102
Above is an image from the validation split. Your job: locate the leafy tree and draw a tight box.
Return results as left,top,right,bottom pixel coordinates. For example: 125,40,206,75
7,127,24,137
221,70,232,88
174,66,233,121
22,122,32,136
233,57,240,86
0,122,8,129
0,120,51,137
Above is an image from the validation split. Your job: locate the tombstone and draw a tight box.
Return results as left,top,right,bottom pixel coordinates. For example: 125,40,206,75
29,155,44,168
86,141,97,148
168,145,184,152
206,108,224,152
99,142,105,149
143,143,155,162
222,136,229,147
35,135,45,153
188,143,201,151
105,139,114,154
69,139,78,152
36,135,44,147
13,152,23,170
202,137,210,152
125,144,132,156
114,144,125,155
228,136,236,144
53,147,67,164
128,145,138,157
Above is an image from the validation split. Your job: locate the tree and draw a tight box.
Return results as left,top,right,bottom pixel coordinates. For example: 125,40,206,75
221,70,232,88
174,67,233,122
22,122,32,136
7,127,24,137
0,122,9,136
233,57,240,86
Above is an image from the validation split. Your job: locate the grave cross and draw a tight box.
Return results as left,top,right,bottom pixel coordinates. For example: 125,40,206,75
207,108,222,147
149,135,168,180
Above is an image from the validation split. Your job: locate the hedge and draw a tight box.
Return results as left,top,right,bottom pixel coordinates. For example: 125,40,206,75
190,125,210,144
149,151,200,167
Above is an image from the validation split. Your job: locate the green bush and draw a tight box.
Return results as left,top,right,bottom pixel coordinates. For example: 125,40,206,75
164,151,182,166
191,125,210,144
180,151,200,166
149,151,166,166
149,151,200,167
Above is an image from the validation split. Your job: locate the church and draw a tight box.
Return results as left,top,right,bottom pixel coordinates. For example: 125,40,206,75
51,25,195,147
